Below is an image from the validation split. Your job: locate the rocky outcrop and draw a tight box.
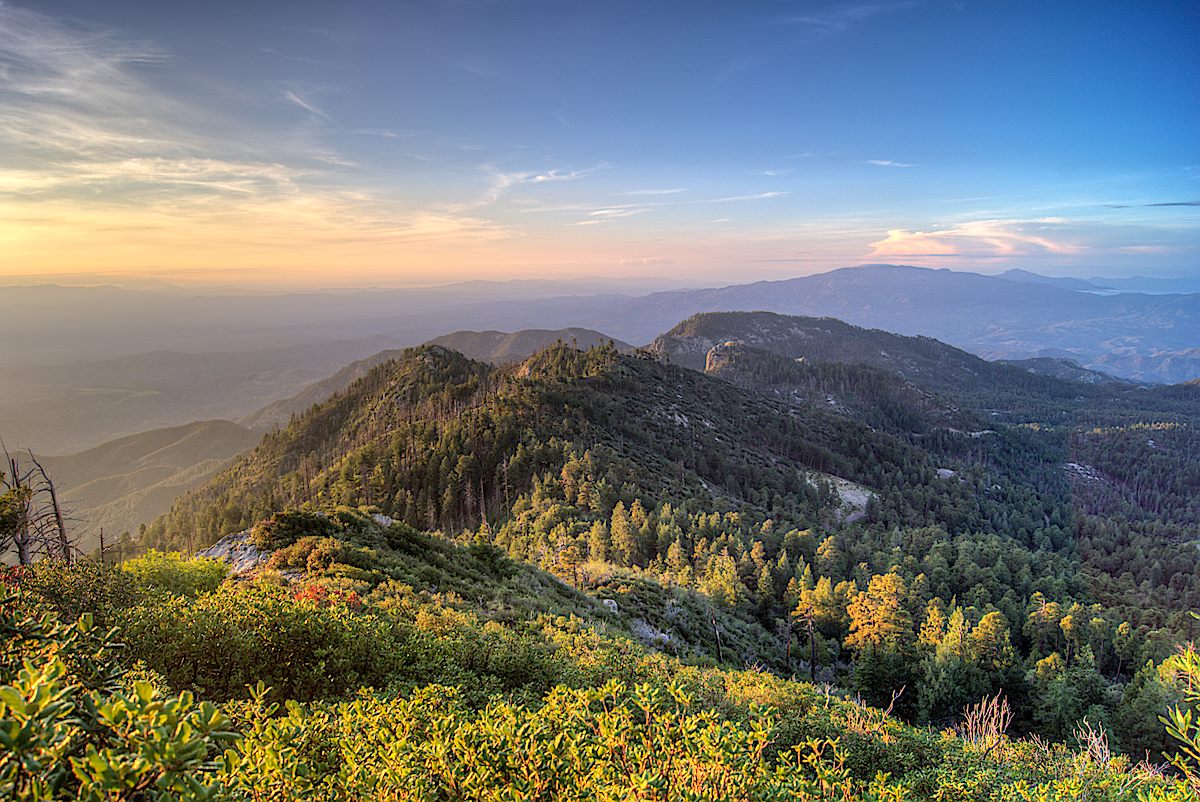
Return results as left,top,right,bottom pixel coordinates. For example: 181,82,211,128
195,531,269,575
703,340,745,373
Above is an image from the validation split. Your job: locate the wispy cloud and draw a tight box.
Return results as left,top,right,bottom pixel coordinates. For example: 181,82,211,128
560,190,786,226
568,206,648,225
588,207,646,219
531,168,597,184
0,157,304,196
868,218,1082,258
865,159,915,168
708,191,789,203
353,128,400,138
1105,200,1200,208
480,163,606,204
619,256,672,265
282,90,331,120
781,2,918,37
457,61,508,81
786,150,845,160
0,4,509,270
618,188,689,196
1119,245,1171,254
0,5,177,162
564,205,648,224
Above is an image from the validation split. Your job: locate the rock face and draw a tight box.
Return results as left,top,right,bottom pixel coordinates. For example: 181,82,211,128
195,531,269,575
703,341,747,373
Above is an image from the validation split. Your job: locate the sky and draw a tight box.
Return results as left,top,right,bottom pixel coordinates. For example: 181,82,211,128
1,0,1197,287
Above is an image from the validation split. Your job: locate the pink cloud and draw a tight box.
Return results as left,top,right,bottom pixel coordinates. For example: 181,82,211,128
868,219,1082,258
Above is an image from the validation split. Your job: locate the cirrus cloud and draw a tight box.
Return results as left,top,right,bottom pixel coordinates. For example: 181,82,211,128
0,3,514,277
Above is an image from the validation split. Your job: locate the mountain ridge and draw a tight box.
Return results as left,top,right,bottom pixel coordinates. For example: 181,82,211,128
508,265,1199,383
647,310,1195,424
240,327,629,430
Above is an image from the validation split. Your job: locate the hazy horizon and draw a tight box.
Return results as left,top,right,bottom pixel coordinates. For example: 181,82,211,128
3,262,1199,294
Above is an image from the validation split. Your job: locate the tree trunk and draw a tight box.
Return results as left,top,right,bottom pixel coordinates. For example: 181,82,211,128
30,454,70,561
709,608,724,663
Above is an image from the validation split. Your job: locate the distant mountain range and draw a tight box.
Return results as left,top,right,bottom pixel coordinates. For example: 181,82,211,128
649,310,999,382
31,308,1199,553
140,317,1197,605
533,265,1199,383
996,268,1200,295
4,265,1196,456
647,310,1192,426
996,357,1132,385
995,268,1111,292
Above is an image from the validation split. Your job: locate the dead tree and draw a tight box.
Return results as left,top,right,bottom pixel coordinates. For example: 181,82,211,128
709,606,725,664
797,604,818,681
28,453,69,560
1,448,80,565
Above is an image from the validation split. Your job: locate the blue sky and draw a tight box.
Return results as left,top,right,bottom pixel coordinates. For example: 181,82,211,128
2,0,1197,285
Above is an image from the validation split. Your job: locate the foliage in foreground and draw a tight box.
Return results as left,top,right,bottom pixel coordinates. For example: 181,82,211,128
4,560,1200,802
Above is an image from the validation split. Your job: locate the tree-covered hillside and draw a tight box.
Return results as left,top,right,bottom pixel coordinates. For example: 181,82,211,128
134,335,1200,761
241,328,631,431
651,310,1196,426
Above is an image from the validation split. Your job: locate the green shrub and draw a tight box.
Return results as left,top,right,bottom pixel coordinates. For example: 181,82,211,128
118,581,405,703
249,509,337,550
3,586,1197,801
12,560,138,630
0,592,236,800
121,550,228,597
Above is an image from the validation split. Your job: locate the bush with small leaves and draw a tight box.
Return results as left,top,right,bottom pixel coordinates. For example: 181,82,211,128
121,550,228,597
0,592,237,801
249,509,338,551
13,560,138,630
118,581,405,703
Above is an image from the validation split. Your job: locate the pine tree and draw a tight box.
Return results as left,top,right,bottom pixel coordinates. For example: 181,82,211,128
846,572,913,654
610,502,637,565
587,519,611,562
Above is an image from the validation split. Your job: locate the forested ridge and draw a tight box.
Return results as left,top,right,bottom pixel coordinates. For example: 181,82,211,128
655,311,1197,426
130,331,1200,753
